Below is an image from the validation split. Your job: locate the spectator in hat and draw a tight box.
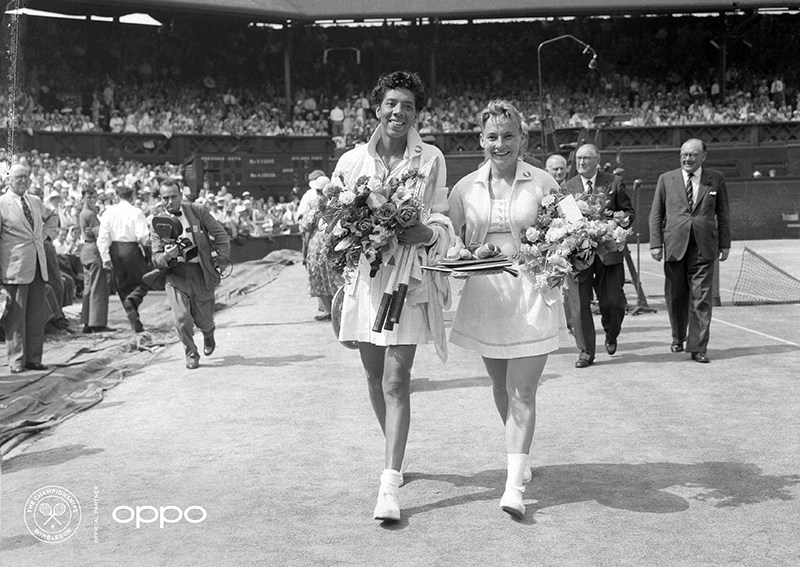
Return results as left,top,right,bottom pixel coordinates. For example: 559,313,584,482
302,177,344,322
297,170,326,223
297,169,328,261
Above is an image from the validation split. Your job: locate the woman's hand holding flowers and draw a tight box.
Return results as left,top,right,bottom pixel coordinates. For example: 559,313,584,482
397,220,433,245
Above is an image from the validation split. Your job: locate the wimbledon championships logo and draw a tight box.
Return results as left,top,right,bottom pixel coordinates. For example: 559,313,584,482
24,486,82,543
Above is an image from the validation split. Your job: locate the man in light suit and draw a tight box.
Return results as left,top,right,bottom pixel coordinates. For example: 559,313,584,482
0,164,50,373
563,144,635,368
649,138,730,363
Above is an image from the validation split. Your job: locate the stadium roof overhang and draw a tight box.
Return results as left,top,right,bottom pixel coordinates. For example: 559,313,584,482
21,0,799,22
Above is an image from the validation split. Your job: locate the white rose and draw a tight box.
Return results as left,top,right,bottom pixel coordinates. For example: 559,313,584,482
524,227,541,242
367,177,384,194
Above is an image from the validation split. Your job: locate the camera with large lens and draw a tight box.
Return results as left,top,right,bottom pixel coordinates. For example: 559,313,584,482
152,216,198,262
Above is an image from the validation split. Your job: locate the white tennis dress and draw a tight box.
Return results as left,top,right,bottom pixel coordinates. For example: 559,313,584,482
449,164,563,359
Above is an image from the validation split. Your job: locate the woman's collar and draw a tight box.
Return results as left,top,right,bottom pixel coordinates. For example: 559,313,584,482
367,124,425,160
476,159,530,185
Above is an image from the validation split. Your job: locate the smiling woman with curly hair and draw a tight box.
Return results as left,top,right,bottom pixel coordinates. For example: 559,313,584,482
334,71,454,523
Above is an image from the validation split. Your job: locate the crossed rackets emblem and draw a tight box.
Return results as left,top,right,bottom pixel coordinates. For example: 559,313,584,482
24,486,82,543
38,501,68,528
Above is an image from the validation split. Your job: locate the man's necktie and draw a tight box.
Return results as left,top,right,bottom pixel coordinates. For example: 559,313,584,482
20,197,35,229
686,173,694,211
585,179,593,194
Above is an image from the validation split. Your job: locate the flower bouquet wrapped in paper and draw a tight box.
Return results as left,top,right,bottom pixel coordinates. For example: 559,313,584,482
321,169,425,277
321,165,436,333
516,189,633,292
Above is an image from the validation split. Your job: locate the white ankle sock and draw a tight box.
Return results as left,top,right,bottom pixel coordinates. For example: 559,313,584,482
380,469,403,489
506,453,528,490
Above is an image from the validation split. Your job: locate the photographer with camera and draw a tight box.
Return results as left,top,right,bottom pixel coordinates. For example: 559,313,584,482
150,180,231,370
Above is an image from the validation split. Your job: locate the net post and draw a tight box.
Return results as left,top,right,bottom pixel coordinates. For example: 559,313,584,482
713,258,721,306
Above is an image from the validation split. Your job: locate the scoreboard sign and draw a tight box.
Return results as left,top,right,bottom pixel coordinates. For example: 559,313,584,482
199,153,329,195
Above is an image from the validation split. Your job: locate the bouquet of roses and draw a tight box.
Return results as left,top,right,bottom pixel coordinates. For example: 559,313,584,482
321,169,426,276
516,189,633,292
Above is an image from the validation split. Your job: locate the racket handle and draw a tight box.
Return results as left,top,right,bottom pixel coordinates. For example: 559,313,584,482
387,283,408,325
372,292,393,332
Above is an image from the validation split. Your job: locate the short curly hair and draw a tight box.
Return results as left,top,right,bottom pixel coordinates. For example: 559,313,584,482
370,71,427,112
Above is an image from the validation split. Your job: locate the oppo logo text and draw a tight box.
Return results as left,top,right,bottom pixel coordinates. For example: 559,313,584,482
112,505,207,528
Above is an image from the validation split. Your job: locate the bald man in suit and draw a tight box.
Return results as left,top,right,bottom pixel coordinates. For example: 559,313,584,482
1,164,50,373
649,138,730,363
562,144,635,368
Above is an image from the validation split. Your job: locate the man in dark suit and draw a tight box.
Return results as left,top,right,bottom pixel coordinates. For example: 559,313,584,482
649,138,731,363
0,164,50,373
27,184,73,333
546,153,574,333
150,180,231,370
563,144,635,368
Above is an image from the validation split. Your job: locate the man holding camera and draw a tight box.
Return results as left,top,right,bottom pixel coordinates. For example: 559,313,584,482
150,180,231,370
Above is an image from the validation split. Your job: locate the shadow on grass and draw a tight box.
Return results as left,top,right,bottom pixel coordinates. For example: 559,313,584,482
204,353,325,368
599,343,799,365
223,320,325,328
411,372,562,393
616,325,672,335
2,443,104,474
389,461,800,528
0,534,36,553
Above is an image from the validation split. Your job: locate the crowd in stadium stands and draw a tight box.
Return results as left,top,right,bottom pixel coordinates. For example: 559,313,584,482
1,13,799,146
1,151,301,248
0,150,302,336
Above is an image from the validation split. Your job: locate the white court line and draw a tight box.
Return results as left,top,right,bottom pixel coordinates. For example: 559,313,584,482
711,318,799,346
639,269,799,346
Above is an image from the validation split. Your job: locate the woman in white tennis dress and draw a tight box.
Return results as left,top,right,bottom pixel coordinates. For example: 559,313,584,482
336,72,453,523
448,100,563,519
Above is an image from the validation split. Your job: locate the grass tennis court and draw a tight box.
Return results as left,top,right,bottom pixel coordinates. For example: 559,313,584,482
630,239,800,353
2,239,798,566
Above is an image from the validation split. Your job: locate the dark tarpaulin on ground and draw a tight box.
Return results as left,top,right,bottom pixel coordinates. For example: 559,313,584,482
0,249,301,455
0,333,170,450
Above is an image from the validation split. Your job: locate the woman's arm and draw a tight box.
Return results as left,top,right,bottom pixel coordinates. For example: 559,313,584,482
446,179,467,241
428,155,449,215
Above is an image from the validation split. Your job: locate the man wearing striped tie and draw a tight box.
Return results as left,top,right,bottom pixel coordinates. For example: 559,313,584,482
0,164,50,373
649,138,731,363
